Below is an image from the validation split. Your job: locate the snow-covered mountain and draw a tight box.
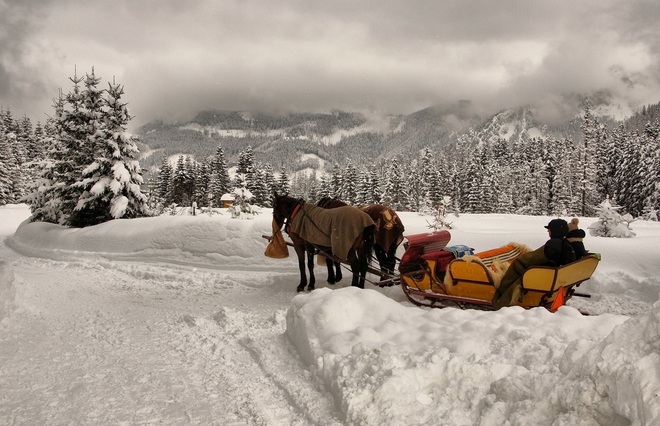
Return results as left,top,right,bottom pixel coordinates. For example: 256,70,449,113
135,102,622,173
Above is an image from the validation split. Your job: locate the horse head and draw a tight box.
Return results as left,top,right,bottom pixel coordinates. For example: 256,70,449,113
272,192,303,232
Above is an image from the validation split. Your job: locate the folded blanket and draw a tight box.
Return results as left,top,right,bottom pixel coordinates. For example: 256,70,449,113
359,204,405,251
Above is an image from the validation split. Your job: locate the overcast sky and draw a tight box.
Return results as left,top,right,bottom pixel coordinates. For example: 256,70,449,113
1,0,659,130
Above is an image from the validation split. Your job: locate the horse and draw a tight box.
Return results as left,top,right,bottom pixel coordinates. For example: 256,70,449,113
272,193,375,292
317,198,405,283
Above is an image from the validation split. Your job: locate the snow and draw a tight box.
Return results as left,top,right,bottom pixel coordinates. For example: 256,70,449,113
1,204,660,425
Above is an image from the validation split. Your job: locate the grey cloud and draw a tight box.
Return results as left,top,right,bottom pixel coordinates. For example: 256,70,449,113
2,0,660,130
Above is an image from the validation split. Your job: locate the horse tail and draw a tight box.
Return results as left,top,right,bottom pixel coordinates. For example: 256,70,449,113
363,224,375,265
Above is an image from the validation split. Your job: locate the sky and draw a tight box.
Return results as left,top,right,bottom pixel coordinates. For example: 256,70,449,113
1,204,659,424
1,0,660,130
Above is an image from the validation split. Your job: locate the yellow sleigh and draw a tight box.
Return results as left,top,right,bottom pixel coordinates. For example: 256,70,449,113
395,231,600,311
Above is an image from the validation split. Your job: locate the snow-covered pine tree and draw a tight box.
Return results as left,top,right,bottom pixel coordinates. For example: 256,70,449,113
461,158,485,213
588,196,636,238
209,144,231,206
489,138,514,214
169,155,191,205
381,157,407,211
156,157,173,203
548,138,575,215
26,92,69,224
0,122,13,205
256,163,276,207
193,161,211,208
639,125,660,218
68,74,149,226
316,173,331,200
276,165,291,195
307,171,321,203
8,116,32,201
339,160,358,204
330,163,342,198
615,131,645,216
577,104,602,216
228,173,255,218
355,167,371,206
236,146,259,200
416,147,440,212
404,158,422,213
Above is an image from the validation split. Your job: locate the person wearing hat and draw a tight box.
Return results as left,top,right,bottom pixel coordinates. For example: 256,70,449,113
492,218,576,309
566,218,587,259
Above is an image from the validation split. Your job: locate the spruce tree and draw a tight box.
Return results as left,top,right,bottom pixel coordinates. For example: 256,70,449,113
69,74,148,226
340,160,358,204
381,157,406,210
578,104,601,216
157,157,173,203
276,165,291,195
210,144,231,206
0,124,12,205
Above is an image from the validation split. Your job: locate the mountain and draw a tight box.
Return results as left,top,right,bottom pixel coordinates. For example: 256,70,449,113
134,104,625,173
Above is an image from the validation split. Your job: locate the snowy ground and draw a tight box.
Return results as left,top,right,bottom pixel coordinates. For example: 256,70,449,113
1,204,659,425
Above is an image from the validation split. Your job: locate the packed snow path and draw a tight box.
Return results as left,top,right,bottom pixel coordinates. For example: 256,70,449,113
0,246,342,425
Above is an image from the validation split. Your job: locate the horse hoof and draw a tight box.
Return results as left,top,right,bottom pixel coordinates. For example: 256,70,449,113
296,285,305,292
327,280,336,285
307,285,315,291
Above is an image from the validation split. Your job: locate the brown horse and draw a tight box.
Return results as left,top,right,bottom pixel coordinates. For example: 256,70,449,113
317,198,405,283
273,193,375,292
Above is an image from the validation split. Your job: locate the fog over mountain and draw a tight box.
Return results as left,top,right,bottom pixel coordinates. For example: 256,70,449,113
134,103,603,173
1,0,659,131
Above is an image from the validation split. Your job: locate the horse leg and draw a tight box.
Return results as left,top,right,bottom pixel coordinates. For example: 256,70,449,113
374,245,389,281
334,261,342,282
293,245,307,292
380,244,398,285
306,247,316,291
348,250,367,289
325,255,336,284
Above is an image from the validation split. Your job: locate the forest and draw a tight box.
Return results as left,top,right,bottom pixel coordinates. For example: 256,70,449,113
1,67,660,226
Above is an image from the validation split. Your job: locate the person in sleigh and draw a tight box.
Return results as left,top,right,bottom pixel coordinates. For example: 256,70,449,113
491,219,576,309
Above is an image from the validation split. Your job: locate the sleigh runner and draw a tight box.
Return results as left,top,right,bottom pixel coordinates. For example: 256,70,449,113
395,231,600,311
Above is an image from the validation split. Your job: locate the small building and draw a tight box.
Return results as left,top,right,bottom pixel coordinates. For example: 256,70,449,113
220,193,233,208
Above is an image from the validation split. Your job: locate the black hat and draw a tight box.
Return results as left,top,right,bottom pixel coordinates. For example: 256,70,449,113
544,219,569,237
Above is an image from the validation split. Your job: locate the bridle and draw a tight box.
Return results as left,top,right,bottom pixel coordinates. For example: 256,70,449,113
273,197,304,234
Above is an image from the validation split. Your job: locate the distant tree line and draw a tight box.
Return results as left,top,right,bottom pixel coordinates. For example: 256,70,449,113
2,90,660,222
153,145,291,210
147,103,659,220
284,104,659,219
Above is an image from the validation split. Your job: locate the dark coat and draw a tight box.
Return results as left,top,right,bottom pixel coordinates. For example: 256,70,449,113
544,236,576,266
492,237,575,309
566,229,587,259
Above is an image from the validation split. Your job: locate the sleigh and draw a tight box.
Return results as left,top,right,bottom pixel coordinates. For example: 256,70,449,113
392,230,600,312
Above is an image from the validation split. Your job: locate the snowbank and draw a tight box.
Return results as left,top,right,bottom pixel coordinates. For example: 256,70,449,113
286,287,659,425
5,213,284,268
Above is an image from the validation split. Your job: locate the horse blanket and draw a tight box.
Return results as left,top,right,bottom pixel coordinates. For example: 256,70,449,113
287,202,375,260
359,204,405,251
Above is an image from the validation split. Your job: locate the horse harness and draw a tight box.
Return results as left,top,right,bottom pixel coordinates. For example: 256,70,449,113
282,198,331,241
